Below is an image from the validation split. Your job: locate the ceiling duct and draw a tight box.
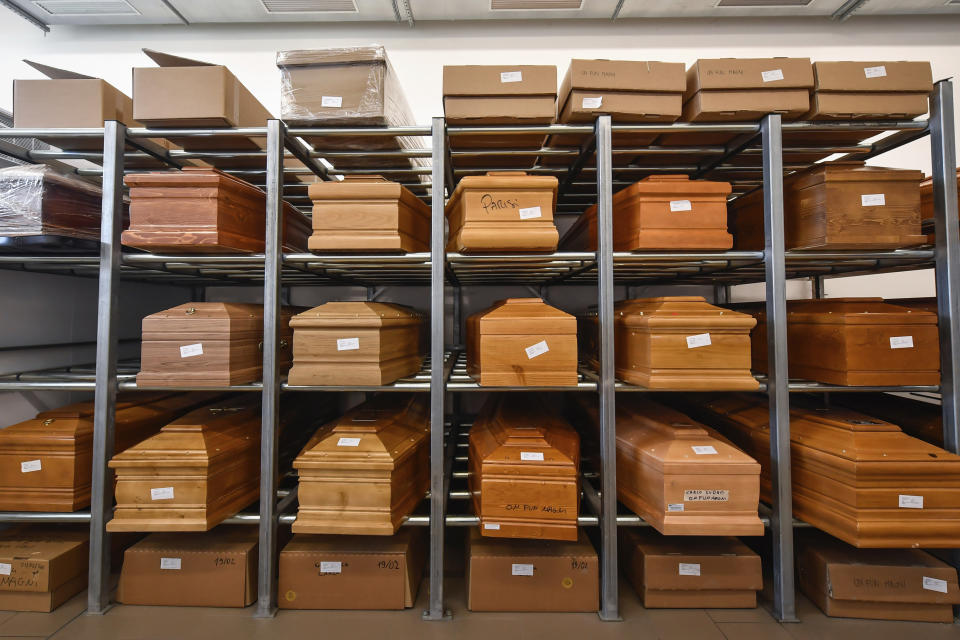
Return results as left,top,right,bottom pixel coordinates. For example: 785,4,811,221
259,0,358,12
716,0,814,6
491,0,583,10
32,0,138,15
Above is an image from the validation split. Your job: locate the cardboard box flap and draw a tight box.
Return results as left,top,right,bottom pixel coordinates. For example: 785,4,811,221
444,65,557,97
127,528,257,554
142,48,216,68
469,530,594,557
277,46,386,68
813,61,933,93
22,60,95,81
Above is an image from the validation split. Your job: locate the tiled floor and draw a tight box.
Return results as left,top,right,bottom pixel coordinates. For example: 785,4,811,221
0,581,953,640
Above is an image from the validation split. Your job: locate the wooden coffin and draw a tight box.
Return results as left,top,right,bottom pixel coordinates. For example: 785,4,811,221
292,394,429,535
562,176,732,252
445,172,559,253
466,298,578,387
921,168,960,244
121,168,310,254
568,395,762,536
469,394,579,541
581,297,758,390
750,298,940,386
684,394,960,548
287,301,422,387
0,392,220,512
136,302,296,387
306,176,430,253
730,163,925,251
833,393,944,447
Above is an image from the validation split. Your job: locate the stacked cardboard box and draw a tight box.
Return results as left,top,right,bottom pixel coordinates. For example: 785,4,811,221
0,527,89,612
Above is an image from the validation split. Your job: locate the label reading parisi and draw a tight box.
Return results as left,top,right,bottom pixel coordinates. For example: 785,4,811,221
684,489,729,502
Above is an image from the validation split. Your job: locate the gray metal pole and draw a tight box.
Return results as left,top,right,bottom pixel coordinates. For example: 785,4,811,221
254,119,285,618
87,120,125,615
930,80,960,455
424,116,449,620
595,114,619,622
760,113,797,623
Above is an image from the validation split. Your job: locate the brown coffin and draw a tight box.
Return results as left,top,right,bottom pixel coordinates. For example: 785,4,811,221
136,302,296,387
292,394,429,535
581,297,758,390
921,168,960,244
683,394,960,548
0,393,221,512
729,162,925,251
445,172,559,253
306,176,430,253
466,298,578,387
469,394,579,541
568,395,762,536
750,298,940,386
833,393,944,447
287,301,423,387
562,176,732,252
121,168,310,253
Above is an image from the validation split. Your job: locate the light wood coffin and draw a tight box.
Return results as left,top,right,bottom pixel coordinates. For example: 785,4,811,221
750,298,940,386
136,302,296,388
0,392,221,512
292,394,429,535
568,394,762,536
921,168,960,245
287,301,423,387
684,394,960,548
834,393,944,448
469,394,580,541
121,168,310,253
730,163,925,251
562,176,732,252
466,298,578,387
306,175,430,253
581,297,758,390
445,172,559,253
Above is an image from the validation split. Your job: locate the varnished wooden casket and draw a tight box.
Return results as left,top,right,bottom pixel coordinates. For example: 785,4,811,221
750,298,940,386
306,176,430,253
683,394,960,548
568,395,762,536
121,168,310,253
466,298,578,387
469,394,580,541
287,302,423,387
0,392,220,512
292,394,429,535
445,172,559,253
136,302,296,388
834,393,944,447
921,168,960,245
581,297,758,390
730,163,925,251
562,176,732,252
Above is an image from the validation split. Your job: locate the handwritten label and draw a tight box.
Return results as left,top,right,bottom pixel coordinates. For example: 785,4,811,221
685,489,729,502
899,494,923,509
686,333,712,349
692,445,718,455
525,340,549,359
518,206,542,220
667,503,684,512
500,71,522,83
160,557,181,570
679,563,701,576
861,193,886,206
20,460,41,473
320,561,342,574
512,563,534,576
337,337,359,351
864,65,887,79
337,437,361,447
890,336,914,349
520,451,545,462
923,576,948,593
484,523,500,530
321,96,343,108
0,564,10,576
670,199,692,212
179,343,203,358
151,487,174,501
581,96,602,109
761,69,784,83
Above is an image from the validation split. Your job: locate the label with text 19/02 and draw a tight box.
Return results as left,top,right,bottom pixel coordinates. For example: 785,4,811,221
512,563,534,576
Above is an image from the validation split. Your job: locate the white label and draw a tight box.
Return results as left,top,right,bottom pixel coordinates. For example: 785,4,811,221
151,487,174,501
890,336,914,349
336,337,360,351
520,451,545,462
525,340,549,359
484,523,501,530
512,563,534,576
864,65,887,79
179,343,203,358
518,206,542,220
160,557,181,570
581,96,602,109
686,333,712,349
337,437,361,447
667,503,684,512
692,445,718,455
320,95,343,108
899,494,924,509
923,576,949,594
320,561,342,574
500,71,522,83
685,489,729,502
669,199,692,212
20,460,41,473
761,69,785,83
0,564,10,576
678,563,701,577
861,193,886,207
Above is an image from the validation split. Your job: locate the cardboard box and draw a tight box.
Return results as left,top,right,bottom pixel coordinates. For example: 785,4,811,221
683,89,812,122
466,529,598,612
442,65,557,124
14,60,136,129
806,61,933,119
0,574,86,613
683,58,813,122
133,49,272,127
278,529,426,610
558,59,685,123
797,532,960,623
621,529,762,609
0,526,89,612
117,528,257,608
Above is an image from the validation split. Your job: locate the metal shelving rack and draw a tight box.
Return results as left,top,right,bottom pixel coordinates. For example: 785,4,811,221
0,77,956,625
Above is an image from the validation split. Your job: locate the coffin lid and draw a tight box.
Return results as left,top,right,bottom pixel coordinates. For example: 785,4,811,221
125,167,264,192
475,394,579,466
473,298,576,334
615,297,757,330
788,162,924,190
615,175,732,199
782,298,937,325
142,303,297,339
289,301,421,328
450,172,559,195
307,174,422,202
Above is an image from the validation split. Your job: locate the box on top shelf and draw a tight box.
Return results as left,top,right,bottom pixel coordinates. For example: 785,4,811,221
558,59,686,124
807,61,933,120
